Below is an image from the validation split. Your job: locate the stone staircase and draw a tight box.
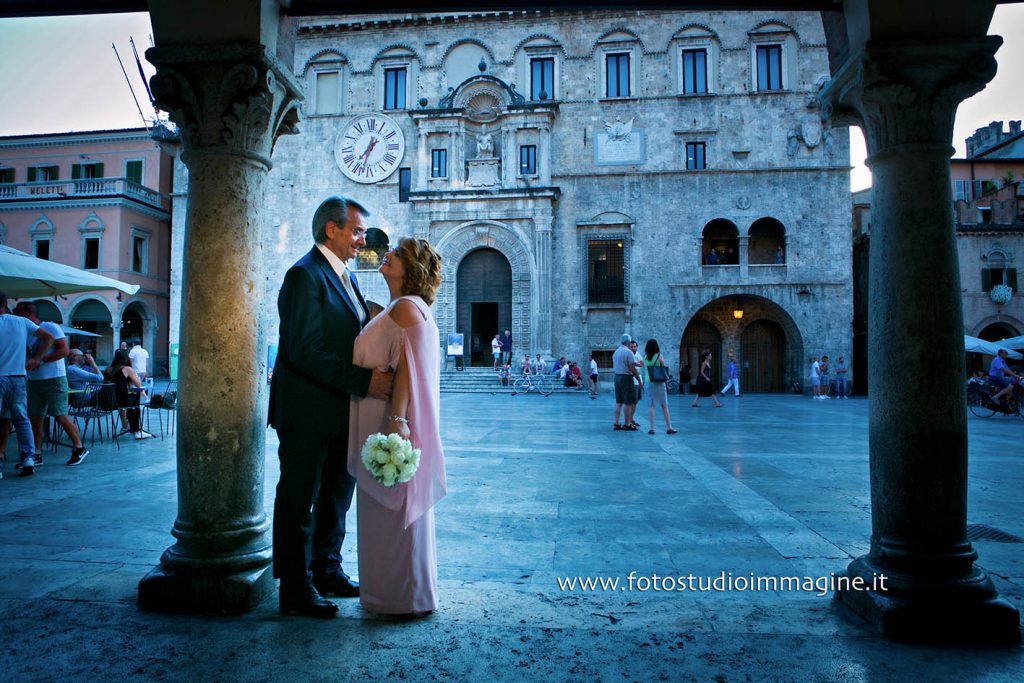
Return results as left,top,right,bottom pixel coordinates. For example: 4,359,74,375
440,366,591,394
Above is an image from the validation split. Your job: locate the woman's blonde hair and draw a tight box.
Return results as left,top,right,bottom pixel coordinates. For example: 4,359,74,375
395,237,443,305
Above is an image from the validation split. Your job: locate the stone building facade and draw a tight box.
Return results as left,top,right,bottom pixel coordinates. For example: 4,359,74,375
0,128,174,369
173,9,852,391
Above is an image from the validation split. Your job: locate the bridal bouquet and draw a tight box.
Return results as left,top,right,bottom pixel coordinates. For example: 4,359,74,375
361,432,421,488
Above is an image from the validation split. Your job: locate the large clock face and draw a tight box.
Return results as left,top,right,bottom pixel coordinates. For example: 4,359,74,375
335,114,406,184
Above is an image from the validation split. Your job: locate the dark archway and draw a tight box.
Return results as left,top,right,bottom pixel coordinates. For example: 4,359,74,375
740,319,786,392
31,299,63,324
701,219,739,265
456,247,512,366
70,298,113,363
680,319,722,386
121,305,145,346
978,322,1019,342
748,217,786,264
357,228,389,270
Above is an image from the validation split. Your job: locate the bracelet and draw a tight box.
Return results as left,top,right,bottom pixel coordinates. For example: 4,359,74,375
389,415,409,425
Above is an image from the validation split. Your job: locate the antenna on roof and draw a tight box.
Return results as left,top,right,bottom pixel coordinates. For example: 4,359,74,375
113,42,148,127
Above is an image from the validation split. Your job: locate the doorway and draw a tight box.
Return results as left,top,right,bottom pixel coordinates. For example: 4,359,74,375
456,248,512,366
740,319,786,392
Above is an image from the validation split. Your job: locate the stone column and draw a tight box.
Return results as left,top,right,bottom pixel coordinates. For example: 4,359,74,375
821,38,1020,643
111,320,122,356
738,235,749,278
137,44,301,613
533,209,554,358
539,122,553,186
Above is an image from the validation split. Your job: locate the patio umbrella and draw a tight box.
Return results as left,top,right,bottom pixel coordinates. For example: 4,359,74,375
996,335,1024,350
59,324,101,338
0,244,139,299
963,335,1023,359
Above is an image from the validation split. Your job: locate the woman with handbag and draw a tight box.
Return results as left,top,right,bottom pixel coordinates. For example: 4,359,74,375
643,339,677,435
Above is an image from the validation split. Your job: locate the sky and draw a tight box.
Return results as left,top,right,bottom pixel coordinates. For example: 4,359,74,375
0,7,1022,191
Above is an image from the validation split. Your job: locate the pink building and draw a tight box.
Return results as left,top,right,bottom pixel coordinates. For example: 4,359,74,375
0,127,175,370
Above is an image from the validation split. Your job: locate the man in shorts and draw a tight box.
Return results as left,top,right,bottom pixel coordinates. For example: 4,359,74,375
612,334,642,430
491,333,502,370
0,292,56,476
14,302,90,466
588,354,599,399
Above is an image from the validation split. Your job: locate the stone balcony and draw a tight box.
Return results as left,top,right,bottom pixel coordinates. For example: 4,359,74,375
0,177,168,211
700,263,789,284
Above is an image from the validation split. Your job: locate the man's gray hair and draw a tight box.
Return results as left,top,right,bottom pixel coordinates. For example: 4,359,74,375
620,333,632,345
311,196,369,243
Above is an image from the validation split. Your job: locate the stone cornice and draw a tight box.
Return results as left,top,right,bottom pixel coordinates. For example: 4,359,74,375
0,196,171,221
0,129,152,150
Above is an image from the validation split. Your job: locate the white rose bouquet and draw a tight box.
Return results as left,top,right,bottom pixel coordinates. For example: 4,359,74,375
361,432,421,488
990,284,1013,305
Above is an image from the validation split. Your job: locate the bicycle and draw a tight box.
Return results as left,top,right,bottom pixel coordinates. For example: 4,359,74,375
666,374,681,395
511,373,553,397
967,381,1023,418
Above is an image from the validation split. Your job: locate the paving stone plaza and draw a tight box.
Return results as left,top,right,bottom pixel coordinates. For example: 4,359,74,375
1,392,1021,681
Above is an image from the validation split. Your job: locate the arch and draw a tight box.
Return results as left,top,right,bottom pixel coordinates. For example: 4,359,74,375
511,34,565,59
682,294,804,391
434,221,533,366
680,319,722,387
357,228,390,270
748,217,786,264
69,295,116,363
973,315,1021,340
299,49,349,76
589,210,634,225
701,218,739,265
747,19,803,45
369,44,420,67
78,212,105,233
595,27,644,50
456,248,513,366
30,299,63,324
978,322,1019,342
30,214,55,236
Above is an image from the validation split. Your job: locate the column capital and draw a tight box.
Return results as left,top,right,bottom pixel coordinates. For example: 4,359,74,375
146,44,303,168
820,37,1000,157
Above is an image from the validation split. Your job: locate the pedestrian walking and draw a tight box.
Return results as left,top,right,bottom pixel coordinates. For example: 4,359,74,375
720,356,740,397
691,351,722,408
835,356,849,398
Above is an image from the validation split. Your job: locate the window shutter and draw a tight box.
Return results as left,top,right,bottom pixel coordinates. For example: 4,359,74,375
973,180,983,200
95,163,104,178
47,165,58,180
27,167,37,182
1008,269,1018,291
72,164,81,180
981,268,992,292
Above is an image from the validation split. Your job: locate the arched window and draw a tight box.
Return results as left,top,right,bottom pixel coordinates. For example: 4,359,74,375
748,217,786,264
357,228,390,270
701,219,738,265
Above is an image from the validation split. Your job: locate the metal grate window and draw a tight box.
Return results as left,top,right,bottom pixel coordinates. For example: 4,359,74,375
357,228,390,270
587,239,625,303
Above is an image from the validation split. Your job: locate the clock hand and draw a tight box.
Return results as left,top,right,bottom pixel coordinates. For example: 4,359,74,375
359,137,379,162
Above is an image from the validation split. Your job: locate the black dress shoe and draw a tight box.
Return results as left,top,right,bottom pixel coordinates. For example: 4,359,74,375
313,573,360,598
279,581,339,618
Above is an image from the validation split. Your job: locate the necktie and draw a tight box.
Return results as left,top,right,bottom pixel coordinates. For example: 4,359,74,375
341,269,365,323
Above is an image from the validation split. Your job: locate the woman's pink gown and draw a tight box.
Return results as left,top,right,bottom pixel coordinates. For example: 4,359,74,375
348,295,446,614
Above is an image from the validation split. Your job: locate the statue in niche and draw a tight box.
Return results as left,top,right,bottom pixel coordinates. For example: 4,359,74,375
477,130,495,158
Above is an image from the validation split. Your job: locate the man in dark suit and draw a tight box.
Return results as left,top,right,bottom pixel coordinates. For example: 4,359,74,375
269,196,392,617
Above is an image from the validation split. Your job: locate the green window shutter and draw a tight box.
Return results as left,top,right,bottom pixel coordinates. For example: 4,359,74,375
95,163,104,178
27,167,37,182
71,164,81,180
1008,269,1018,292
981,269,992,292
47,165,59,180
126,161,142,184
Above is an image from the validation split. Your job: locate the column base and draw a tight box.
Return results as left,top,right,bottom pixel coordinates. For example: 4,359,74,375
834,556,1021,644
137,563,275,615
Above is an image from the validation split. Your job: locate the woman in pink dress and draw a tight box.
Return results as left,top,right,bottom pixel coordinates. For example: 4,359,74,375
348,237,446,616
